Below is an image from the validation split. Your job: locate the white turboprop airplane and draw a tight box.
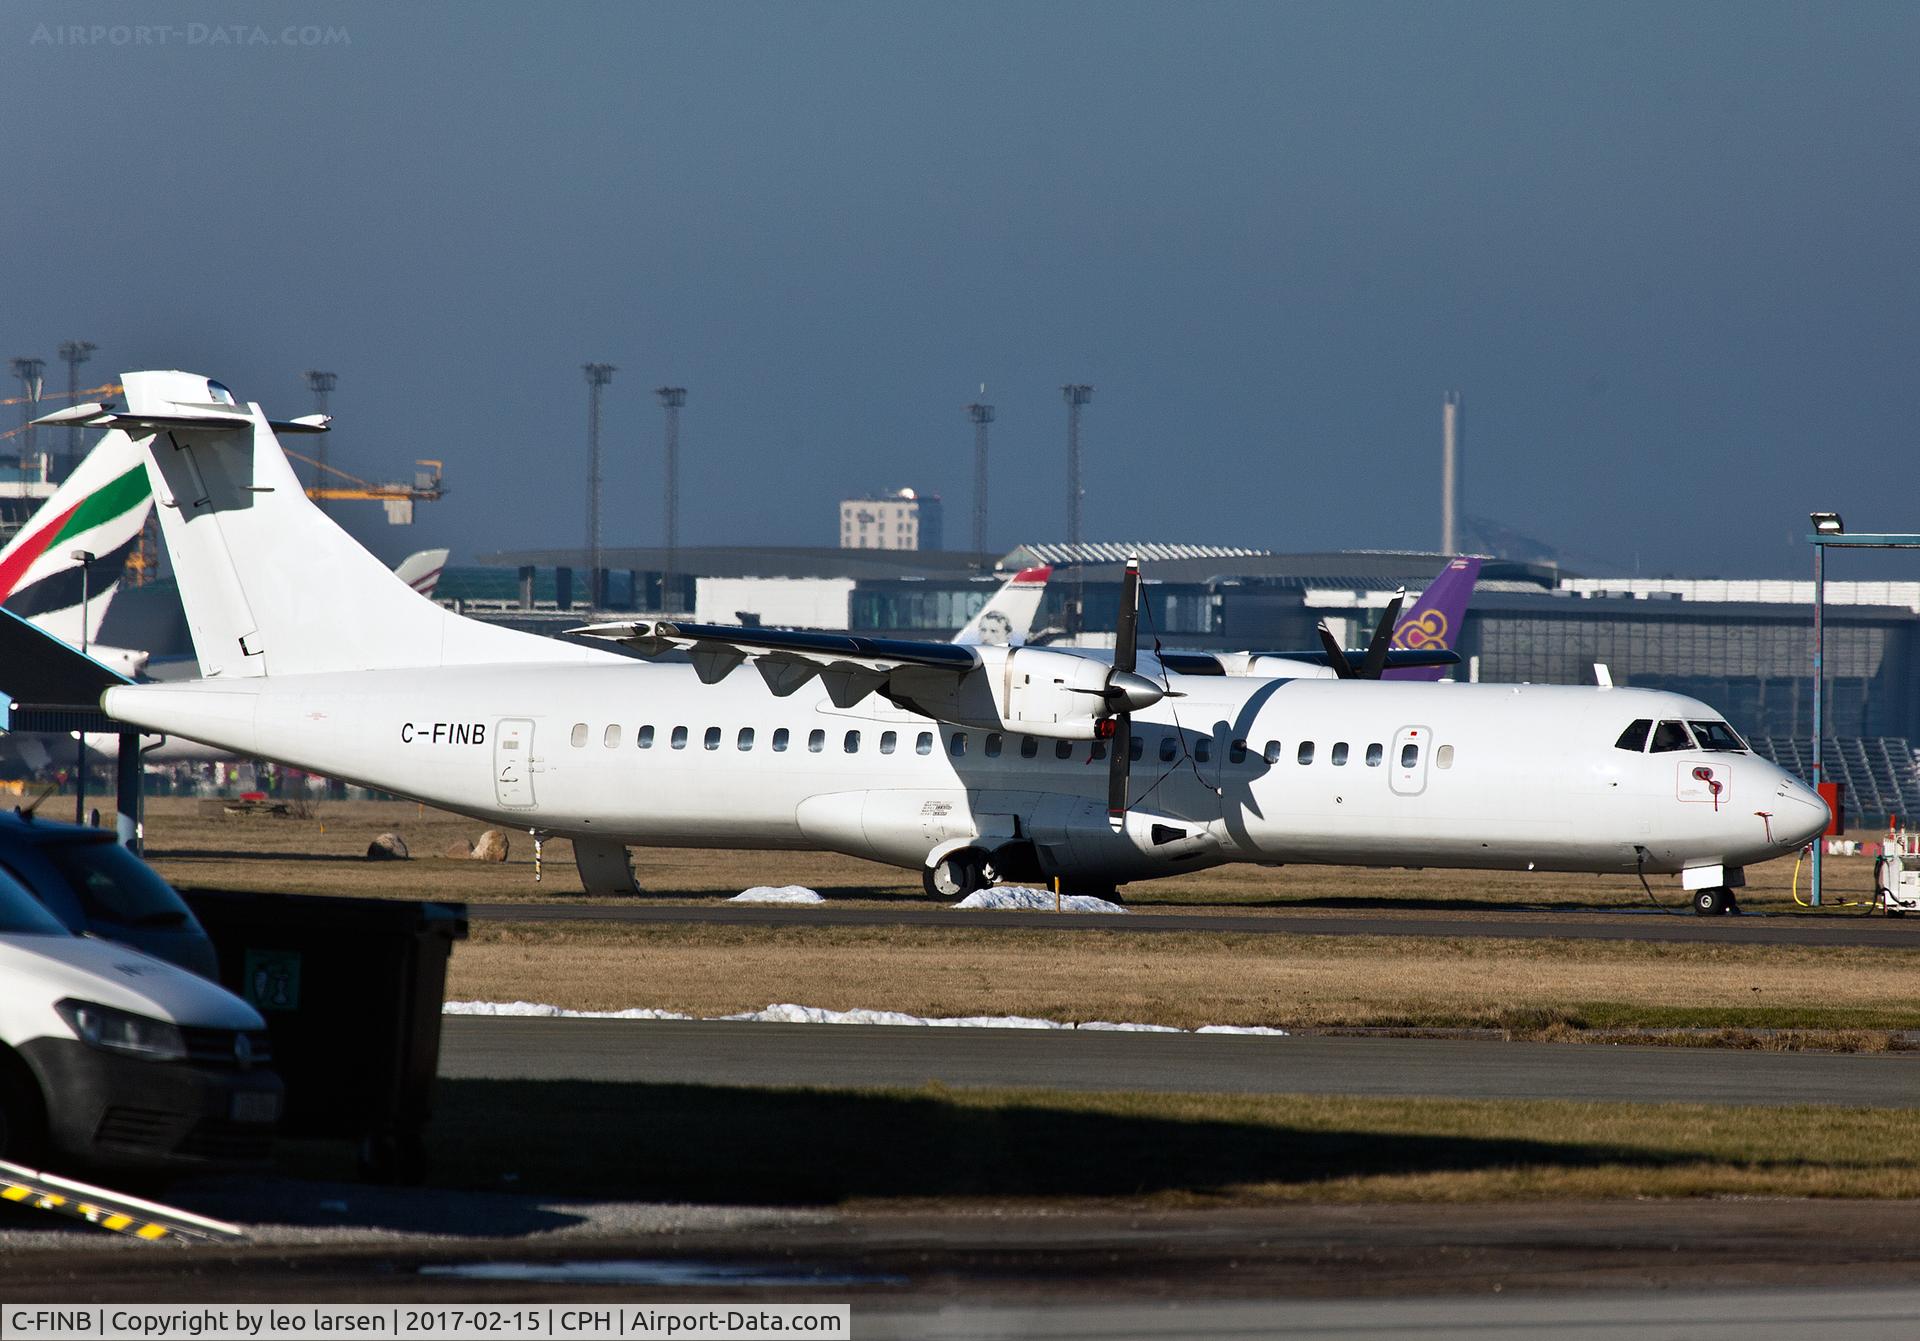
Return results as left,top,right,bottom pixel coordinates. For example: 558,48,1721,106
54,372,1827,913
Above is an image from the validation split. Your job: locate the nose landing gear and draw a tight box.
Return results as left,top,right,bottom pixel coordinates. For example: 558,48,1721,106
1691,886,1739,916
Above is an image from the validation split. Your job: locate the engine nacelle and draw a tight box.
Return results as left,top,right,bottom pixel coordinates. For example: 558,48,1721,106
889,646,1120,741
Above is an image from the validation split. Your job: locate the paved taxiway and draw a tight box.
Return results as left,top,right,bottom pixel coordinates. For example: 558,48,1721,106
470,900,1920,947
859,1288,1920,1340
440,1018,1920,1106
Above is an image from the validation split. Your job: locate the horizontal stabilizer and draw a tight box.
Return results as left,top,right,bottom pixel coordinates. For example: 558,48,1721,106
0,606,134,710
32,403,329,435
1156,647,1460,677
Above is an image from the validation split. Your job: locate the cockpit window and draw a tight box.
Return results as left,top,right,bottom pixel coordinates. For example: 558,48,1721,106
205,379,237,405
1688,720,1748,752
1614,719,1651,752
1649,720,1695,753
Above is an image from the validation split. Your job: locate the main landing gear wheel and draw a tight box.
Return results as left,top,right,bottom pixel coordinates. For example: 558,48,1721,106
1692,886,1738,916
924,852,994,899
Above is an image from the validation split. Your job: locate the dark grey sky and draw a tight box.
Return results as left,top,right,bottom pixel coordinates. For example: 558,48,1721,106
5,1,1917,576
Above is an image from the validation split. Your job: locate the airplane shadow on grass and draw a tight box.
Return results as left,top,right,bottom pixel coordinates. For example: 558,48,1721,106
428,1079,1688,1206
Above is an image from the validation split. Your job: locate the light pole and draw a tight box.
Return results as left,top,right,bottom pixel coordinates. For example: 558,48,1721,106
72,548,95,824
11,357,45,477
57,341,96,478
582,364,616,610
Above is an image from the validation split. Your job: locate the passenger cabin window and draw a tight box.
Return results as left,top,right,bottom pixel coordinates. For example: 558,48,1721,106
1400,743,1419,768
737,728,754,751
916,731,933,755
604,724,621,749
704,727,722,751
1366,743,1383,766
844,730,860,753
880,730,897,755
1436,744,1455,769
671,726,689,750
950,733,967,757
1159,737,1178,763
571,723,588,748
772,728,789,752
1230,739,1248,765
1649,720,1695,753
808,729,825,753
1021,736,1039,759
1129,736,1145,762
1331,742,1350,766
1297,741,1315,765
985,733,1003,758
1194,736,1211,764
1615,719,1652,752
638,725,655,749
1090,739,1107,760
1689,720,1749,752
1264,740,1282,765
1056,740,1074,760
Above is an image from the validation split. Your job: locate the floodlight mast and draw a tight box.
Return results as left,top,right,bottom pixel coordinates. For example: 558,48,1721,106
582,363,616,610
656,387,686,612
1803,512,1920,908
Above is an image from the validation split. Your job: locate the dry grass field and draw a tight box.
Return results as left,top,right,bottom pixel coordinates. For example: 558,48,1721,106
449,921,1920,1034
135,798,1920,1036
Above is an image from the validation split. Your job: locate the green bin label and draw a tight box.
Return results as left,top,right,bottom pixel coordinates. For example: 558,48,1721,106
243,949,302,1012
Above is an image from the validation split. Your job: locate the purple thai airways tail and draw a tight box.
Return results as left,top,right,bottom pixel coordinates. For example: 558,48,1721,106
1383,556,1481,681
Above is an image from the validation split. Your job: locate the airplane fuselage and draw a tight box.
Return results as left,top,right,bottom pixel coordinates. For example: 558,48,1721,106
103,666,1827,886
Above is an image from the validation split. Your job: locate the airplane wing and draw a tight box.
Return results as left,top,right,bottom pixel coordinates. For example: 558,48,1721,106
569,618,1161,732
571,619,980,707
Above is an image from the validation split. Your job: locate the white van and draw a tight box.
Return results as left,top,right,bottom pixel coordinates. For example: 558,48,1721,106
0,866,281,1170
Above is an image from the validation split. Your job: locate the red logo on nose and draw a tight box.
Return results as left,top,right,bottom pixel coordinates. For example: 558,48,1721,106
1694,766,1723,811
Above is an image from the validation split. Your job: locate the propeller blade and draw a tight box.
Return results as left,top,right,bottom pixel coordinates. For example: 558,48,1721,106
1316,621,1358,679
1358,587,1407,680
1108,554,1143,830
1114,554,1140,675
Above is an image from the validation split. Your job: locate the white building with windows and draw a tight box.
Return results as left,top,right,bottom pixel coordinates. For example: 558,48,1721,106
839,489,943,551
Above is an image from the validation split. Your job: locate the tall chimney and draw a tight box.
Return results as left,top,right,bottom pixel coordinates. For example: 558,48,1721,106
1441,391,1464,554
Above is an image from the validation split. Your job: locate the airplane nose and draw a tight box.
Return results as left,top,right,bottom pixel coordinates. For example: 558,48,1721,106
1767,772,1829,849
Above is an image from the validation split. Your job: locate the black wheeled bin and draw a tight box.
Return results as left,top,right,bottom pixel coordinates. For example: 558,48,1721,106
181,890,467,1181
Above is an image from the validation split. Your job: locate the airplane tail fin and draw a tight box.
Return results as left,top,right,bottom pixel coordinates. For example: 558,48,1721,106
105,371,590,677
952,566,1051,647
392,547,450,598
0,429,154,650
1383,556,1481,681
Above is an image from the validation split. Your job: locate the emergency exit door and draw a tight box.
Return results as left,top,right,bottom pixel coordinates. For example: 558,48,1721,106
1389,725,1432,797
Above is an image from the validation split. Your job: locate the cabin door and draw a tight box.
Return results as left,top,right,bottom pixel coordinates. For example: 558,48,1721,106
494,718,537,808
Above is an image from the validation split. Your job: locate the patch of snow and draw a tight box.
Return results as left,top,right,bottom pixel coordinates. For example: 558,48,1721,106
444,1000,693,1021
952,886,1129,914
729,885,826,904
1194,1025,1292,1036
445,999,1286,1036
722,1003,1067,1029
1076,1021,1184,1033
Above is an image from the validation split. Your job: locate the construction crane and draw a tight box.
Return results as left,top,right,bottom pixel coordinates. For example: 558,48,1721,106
282,450,446,525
